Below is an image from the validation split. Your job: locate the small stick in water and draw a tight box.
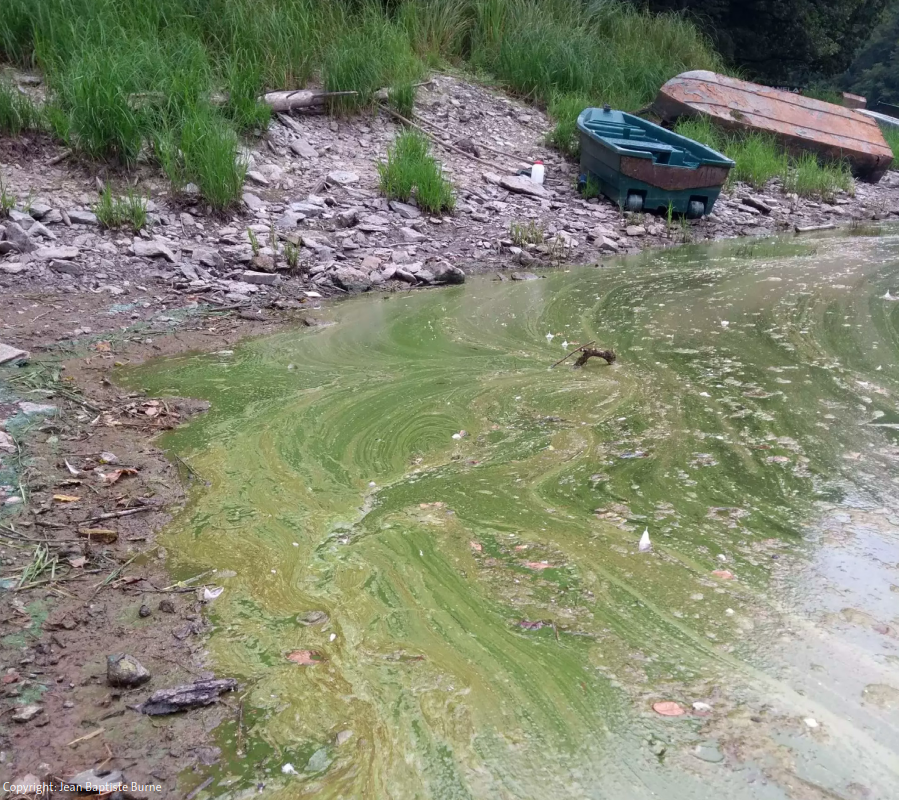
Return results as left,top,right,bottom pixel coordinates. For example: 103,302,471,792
550,341,595,368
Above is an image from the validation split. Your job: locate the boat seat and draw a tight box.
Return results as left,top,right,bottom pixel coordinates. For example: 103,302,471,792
605,137,677,154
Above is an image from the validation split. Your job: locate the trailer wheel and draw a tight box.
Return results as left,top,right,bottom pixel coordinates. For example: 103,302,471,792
625,193,643,213
687,200,705,219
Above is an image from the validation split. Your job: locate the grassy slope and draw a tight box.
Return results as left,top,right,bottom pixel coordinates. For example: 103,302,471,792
0,0,720,207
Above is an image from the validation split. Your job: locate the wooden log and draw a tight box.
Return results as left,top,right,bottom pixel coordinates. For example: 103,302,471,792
137,678,238,715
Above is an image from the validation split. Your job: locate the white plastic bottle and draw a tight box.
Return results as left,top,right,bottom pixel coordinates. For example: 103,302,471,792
531,160,545,185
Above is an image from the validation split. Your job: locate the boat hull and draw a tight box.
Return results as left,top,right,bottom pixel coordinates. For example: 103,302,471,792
654,70,893,182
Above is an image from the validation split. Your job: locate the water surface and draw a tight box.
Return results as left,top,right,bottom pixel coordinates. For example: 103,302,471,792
130,231,899,799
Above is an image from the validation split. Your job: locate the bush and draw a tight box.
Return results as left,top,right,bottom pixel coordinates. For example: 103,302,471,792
377,129,454,214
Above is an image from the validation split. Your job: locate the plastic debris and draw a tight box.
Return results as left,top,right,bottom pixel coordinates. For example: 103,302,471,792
282,764,298,775
203,586,224,601
652,701,685,716
639,528,652,552
804,717,819,728
692,701,713,713
711,569,735,580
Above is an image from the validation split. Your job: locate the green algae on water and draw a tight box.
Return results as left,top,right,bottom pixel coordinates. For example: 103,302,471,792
127,229,899,799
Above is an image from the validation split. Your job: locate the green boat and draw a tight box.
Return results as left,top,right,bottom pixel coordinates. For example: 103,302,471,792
578,106,734,218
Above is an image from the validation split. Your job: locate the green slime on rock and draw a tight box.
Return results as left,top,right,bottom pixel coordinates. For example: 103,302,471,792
128,231,899,799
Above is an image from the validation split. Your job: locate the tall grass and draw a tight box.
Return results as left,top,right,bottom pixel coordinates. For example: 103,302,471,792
378,129,455,214
0,80,43,135
883,126,899,162
0,0,723,206
674,115,855,199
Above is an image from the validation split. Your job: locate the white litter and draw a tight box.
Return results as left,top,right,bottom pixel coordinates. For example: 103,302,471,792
203,586,224,601
804,718,819,728
304,291,322,298
692,701,713,713
545,333,554,341
639,528,651,552
452,432,462,440
282,763,298,775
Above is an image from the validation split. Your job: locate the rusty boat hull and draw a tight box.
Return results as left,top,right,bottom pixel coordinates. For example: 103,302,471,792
653,71,894,182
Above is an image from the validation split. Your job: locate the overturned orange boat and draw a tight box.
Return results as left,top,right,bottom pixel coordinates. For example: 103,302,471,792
654,71,894,182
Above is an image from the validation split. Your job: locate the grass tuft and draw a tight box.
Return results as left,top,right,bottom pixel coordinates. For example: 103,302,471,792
378,129,454,214
882,126,899,162
727,133,788,189
509,219,544,245
93,185,149,231
0,80,43,135
781,152,854,201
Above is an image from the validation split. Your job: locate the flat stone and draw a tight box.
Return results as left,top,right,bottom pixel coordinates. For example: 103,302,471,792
3,222,36,253
132,238,177,262
107,653,151,688
0,262,27,275
246,170,269,186
498,175,549,198
360,255,382,271
11,704,42,723
416,268,435,283
289,139,318,158
18,402,57,415
0,343,28,364
28,202,52,219
361,214,390,227
49,259,82,276
625,225,646,237
242,192,265,211
0,431,16,453
27,221,55,240
68,209,98,225
598,236,619,252
41,209,63,225
335,730,353,746
276,211,305,230
511,271,540,281
179,263,200,281
194,248,224,270
35,246,79,260
399,227,426,243
328,170,359,186
251,255,276,273
241,270,281,286
289,202,325,218
389,200,421,219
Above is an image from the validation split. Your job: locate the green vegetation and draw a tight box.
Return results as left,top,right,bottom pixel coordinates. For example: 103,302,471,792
0,0,721,208
843,3,899,105
674,115,855,199
509,219,545,246
882,126,899,161
0,80,42,135
93,185,148,231
378,129,454,214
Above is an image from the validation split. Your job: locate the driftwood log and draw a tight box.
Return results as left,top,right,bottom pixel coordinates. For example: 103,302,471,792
573,348,616,367
136,678,237,715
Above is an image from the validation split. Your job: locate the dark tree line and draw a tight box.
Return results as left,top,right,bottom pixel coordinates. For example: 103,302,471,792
636,0,889,85
843,2,899,103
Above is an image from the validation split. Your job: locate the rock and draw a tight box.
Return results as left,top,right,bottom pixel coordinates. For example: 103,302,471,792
336,208,359,228
394,268,417,283
246,170,269,186
139,604,152,618
276,211,305,229
68,209,98,225
107,653,151,688
159,598,176,613
741,195,772,214
0,431,15,453
331,266,371,292
132,238,177,262
35,246,79,260
28,202,53,220
399,227,426,243
18,402,56,415
194,248,224,270
598,236,619,252
625,225,646,237
517,250,536,266
242,192,265,211
389,200,421,219
360,213,390,227
335,730,354,746
692,742,724,763
328,170,359,186
290,202,325,218
0,343,28,365
416,268,435,283
360,255,382,271
49,259,82,276
12,704,43,723
42,209,63,225
431,262,465,284
241,270,281,286
68,769,124,792
499,175,549,198
3,222,37,253
27,221,55,240
471,211,490,223
289,139,318,158
0,262,27,275
137,678,238,715
511,272,540,281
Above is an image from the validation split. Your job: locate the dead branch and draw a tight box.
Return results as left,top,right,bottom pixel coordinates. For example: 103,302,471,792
550,341,595,368
573,348,616,368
